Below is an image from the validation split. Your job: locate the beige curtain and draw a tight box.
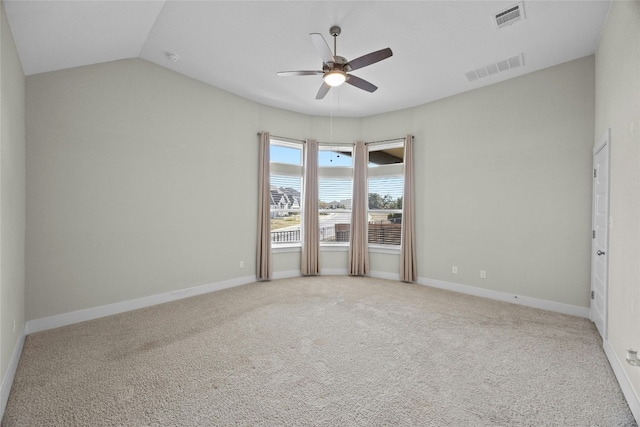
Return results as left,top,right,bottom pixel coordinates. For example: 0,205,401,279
400,134,417,282
349,140,369,276
256,131,272,280
301,139,320,275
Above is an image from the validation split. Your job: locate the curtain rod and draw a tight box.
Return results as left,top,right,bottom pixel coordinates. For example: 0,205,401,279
364,136,413,145
259,133,414,145
257,133,306,144
317,141,355,146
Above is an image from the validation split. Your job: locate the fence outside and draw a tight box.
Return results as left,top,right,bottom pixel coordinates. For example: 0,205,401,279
272,225,336,243
271,222,401,245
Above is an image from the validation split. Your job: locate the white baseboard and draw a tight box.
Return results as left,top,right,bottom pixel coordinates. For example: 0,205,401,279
1,324,26,421
604,339,640,423
370,270,401,281
417,276,590,318
320,268,348,276
25,273,591,335
272,270,302,280
26,275,257,335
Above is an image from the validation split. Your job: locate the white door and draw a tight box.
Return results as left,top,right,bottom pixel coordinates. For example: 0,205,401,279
591,129,610,340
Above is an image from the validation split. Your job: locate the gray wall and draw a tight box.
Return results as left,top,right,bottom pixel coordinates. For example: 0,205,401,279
25,54,595,321
595,0,640,406
0,0,26,388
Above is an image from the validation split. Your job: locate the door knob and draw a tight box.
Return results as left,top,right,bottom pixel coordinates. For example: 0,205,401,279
597,250,606,256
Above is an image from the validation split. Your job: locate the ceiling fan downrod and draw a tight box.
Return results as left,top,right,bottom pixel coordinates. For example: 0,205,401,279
330,26,341,57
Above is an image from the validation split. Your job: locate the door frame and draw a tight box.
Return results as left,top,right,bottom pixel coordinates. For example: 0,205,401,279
591,128,610,340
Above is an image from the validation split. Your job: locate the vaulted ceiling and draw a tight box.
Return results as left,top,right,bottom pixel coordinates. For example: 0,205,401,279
4,1,610,117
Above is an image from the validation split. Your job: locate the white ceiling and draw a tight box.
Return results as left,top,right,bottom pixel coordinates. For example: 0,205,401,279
4,0,611,118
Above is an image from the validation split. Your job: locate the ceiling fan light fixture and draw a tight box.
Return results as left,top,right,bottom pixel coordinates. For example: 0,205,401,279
323,69,347,87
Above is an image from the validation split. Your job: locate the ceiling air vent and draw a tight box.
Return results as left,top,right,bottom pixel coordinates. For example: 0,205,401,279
465,53,525,83
494,2,525,29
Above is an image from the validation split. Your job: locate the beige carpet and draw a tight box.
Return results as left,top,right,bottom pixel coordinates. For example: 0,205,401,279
2,276,636,426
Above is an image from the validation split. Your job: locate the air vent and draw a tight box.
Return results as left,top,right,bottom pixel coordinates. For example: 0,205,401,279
465,53,525,83
494,2,525,29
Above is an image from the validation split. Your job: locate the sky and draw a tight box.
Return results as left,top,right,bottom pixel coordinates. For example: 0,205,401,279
271,144,352,167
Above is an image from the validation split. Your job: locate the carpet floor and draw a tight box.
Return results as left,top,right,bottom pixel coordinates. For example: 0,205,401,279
2,276,637,426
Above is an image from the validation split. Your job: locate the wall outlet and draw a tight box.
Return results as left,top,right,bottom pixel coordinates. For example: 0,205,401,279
239,261,244,269
480,270,487,279
452,266,458,274
12,318,16,333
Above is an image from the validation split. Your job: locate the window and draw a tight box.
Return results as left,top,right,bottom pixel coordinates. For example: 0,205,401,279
268,138,404,248
270,139,303,245
318,144,353,245
367,141,404,246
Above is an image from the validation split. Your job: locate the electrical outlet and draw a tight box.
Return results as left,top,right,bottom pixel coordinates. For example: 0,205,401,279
452,266,458,274
239,261,244,269
480,270,487,279
12,318,16,333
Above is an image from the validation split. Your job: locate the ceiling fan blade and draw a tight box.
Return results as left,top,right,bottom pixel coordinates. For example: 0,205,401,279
346,48,393,72
345,74,378,92
315,82,331,100
277,70,324,77
310,33,335,65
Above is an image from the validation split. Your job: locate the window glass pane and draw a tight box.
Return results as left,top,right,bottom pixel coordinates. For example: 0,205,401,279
367,140,403,246
271,212,301,243
319,178,352,210
271,143,302,166
368,177,403,210
319,145,353,167
319,213,352,243
368,143,404,166
319,178,352,244
368,213,402,245
270,175,301,244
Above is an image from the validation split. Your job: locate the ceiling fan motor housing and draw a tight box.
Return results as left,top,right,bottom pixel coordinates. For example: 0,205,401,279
324,56,349,72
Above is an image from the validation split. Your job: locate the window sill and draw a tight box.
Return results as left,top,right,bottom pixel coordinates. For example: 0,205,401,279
368,245,401,255
272,244,301,254
320,244,349,252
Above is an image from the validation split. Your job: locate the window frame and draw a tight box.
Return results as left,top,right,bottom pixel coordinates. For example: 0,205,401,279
318,143,354,247
269,138,304,248
367,140,405,249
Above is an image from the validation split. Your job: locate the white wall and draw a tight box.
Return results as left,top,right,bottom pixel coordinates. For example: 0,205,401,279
24,58,363,320
26,59,257,319
0,0,26,396
364,56,596,307
595,0,640,412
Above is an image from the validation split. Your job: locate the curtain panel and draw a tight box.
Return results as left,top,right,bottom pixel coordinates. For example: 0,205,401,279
400,134,417,282
256,132,272,280
301,139,320,275
349,140,370,276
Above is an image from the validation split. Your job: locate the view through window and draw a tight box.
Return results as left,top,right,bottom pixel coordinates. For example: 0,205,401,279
318,144,353,245
270,139,303,245
368,141,405,246
269,137,405,248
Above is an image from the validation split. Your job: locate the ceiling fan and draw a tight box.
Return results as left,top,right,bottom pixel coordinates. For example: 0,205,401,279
277,26,393,100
